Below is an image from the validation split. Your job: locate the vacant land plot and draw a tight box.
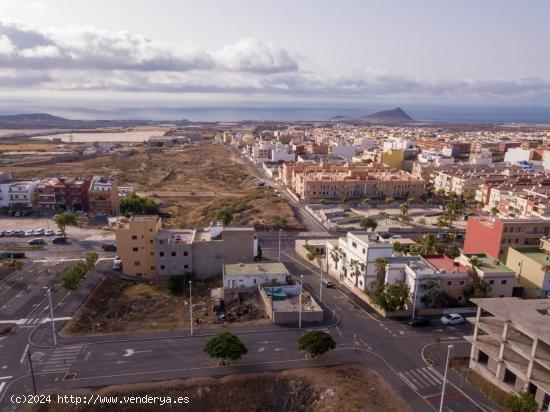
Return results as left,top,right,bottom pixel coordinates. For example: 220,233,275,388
24,365,414,412
6,144,302,229
62,276,268,336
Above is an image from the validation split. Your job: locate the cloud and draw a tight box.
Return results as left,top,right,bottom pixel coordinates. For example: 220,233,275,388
0,19,548,104
216,38,298,73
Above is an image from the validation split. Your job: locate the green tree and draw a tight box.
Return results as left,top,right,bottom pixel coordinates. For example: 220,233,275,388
62,261,88,290
167,275,185,295
369,282,410,312
392,241,404,254
400,202,409,217
120,192,159,216
490,206,499,216
350,259,365,287
54,211,77,238
203,332,248,366
419,234,437,254
298,330,336,358
505,391,538,412
215,208,233,226
360,217,378,231
84,251,98,271
330,246,343,280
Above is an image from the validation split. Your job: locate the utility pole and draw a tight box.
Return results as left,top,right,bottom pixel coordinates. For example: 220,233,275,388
46,288,57,346
439,345,454,412
27,349,37,395
411,276,419,322
278,229,282,261
189,280,193,336
319,250,325,302
298,274,303,328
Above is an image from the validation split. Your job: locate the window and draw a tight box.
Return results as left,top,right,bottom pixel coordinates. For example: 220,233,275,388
134,261,140,266
133,247,138,252
159,240,164,245
489,280,495,285
160,265,165,270
183,251,188,257
477,351,489,365
150,240,153,244
159,252,164,257
459,280,465,286
447,281,452,286
503,369,517,386
171,251,176,257
131,235,137,240
352,241,357,248
501,279,507,285
184,264,189,269
150,266,155,270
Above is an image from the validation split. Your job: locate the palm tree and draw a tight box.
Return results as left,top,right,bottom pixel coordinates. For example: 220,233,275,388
374,257,389,285
330,245,343,281
490,206,499,216
419,234,437,254
447,232,457,247
400,202,409,217
392,241,404,254
349,259,365,287
360,217,378,231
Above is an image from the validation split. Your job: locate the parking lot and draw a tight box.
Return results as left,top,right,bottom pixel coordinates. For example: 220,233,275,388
0,216,110,240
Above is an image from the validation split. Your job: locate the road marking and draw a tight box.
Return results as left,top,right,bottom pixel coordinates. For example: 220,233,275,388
84,352,91,361
0,382,5,396
257,347,265,352
400,367,443,390
19,344,29,364
0,376,12,380
123,349,152,357
298,231,330,238
274,348,284,352
335,326,343,337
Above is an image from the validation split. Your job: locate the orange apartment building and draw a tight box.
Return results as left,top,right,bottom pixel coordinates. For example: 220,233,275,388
88,176,119,216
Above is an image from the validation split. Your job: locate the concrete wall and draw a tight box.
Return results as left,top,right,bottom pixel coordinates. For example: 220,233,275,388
156,242,193,278
222,230,255,263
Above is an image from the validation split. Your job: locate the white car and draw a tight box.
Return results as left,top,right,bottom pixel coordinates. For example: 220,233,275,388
24,230,34,237
33,228,45,236
45,229,55,236
114,256,122,264
441,314,465,325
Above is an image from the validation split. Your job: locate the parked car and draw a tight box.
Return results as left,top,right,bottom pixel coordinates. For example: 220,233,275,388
28,238,44,245
14,231,25,237
408,317,432,327
33,228,45,236
322,279,334,288
112,262,122,272
24,230,34,237
4,230,14,236
52,237,68,244
102,243,117,252
114,256,122,264
440,314,465,325
0,231,4,237
45,229,55,236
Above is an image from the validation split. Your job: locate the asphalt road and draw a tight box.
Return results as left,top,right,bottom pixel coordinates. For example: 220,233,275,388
0,236,502,412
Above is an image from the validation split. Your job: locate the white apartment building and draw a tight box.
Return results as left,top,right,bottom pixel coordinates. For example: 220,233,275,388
0,171,40,208
330,143,357,160
504,147,535,165
327,232,393,292
383,137,416,151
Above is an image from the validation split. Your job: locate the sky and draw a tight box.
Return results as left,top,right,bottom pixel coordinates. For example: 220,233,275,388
0,0,549,119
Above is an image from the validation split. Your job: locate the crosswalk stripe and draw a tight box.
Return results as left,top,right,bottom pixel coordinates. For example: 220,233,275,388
416,368,441,385
404,370,428,389
398,372,418,391
0,382,5,396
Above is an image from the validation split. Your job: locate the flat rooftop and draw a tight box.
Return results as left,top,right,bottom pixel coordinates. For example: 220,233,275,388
472,297,550,345
422,254,469,273
157,229,195,244
224,262,290,277
511,246,550,267
463,253,515,274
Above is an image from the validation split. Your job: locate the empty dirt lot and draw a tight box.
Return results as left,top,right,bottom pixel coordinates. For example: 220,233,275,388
24,365,414,412
6,143,302,230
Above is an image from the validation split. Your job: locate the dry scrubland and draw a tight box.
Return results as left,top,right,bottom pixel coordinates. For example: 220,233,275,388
6,144,301,229
61,277,268,336
24,366,414,412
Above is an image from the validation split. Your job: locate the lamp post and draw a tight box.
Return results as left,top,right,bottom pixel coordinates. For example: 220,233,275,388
189,280,193,336
278,229,282,261
45,287,57,346
411,276,419,321
319,251,324,302
439,345,454,412
298,274,303,328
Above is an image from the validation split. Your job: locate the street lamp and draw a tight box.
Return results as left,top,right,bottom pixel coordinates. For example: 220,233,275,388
439,344,454,412
298,274,303,328
411,276,420,321
278,229,282,261
45,287,57,346
189,280,193,336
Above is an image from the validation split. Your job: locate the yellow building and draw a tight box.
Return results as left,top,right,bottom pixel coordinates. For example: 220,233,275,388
379,149,405,170
506,240,550,299
114,215,162,280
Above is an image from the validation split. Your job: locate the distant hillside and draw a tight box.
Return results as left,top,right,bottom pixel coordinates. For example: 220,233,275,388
0,113,187,129
330,107,415,124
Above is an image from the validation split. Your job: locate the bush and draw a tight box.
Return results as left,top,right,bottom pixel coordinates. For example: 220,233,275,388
204,332,248,365
167,275,184,295
298,331,336,357
120,192,159,216
369,282,410,312
505,391,538,412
